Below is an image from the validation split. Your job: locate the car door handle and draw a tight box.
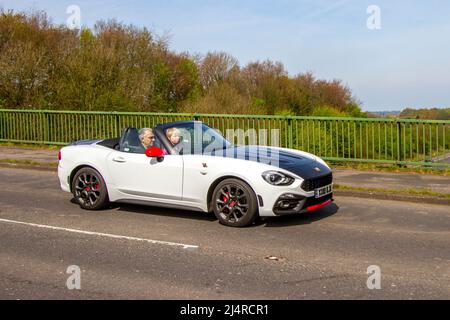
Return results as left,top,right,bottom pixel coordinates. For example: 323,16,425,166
112,157,126,163
200,162,208,175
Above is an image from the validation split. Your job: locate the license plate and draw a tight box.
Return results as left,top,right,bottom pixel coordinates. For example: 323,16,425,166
315,184,332,198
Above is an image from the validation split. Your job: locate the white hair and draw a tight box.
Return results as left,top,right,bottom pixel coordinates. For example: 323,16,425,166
138,128,153,141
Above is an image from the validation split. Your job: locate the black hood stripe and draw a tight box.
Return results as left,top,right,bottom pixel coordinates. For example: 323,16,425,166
209,146,332,179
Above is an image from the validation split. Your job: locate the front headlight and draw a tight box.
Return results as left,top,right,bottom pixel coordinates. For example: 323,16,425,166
262,171,295,186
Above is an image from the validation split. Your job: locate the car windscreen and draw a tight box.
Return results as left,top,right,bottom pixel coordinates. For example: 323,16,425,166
163,123,232,155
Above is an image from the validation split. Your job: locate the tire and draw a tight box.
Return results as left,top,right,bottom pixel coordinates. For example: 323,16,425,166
71,167,109,210
211,178,258,227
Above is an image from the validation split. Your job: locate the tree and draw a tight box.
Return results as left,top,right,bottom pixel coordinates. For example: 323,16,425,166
198,51,239,91
0,9,364,117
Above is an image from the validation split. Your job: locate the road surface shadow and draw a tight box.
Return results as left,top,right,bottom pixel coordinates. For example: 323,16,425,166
70,197,217,221
260,203,339,228
70,198,338,227
111,202,218,222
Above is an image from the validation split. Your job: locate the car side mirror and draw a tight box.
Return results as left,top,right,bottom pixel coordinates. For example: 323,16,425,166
145,147,165,162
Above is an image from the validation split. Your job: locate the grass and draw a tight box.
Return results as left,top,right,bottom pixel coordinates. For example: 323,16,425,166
329,161,450,176
334,184,450,199
0,141,61,150
0,158,58,168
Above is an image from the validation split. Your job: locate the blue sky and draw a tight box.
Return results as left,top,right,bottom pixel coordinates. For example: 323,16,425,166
1,0,449,111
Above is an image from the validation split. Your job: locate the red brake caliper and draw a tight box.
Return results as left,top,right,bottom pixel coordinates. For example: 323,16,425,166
223,192,236,208
223,192,231,212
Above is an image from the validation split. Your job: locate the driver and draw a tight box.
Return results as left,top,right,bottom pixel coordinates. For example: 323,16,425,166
138,128,155,151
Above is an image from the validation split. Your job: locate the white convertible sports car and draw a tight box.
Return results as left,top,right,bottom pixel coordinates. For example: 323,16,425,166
58,121,333,227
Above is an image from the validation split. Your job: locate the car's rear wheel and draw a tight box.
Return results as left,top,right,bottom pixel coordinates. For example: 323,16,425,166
72,167,109,210
212,178,258,227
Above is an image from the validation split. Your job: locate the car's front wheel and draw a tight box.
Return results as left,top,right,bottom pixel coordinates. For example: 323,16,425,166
212,178,258,227
72,167,109,210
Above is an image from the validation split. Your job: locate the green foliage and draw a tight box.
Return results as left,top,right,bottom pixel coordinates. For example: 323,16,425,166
274,109,296,117
0,11,199,112
0,9,365,117
400,108,450,120
311,106,350,117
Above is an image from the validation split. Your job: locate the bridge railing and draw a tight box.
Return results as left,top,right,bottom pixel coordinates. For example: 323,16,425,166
0,109,449,167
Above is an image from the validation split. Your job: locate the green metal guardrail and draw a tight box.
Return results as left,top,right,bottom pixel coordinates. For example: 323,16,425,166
0,109,449,167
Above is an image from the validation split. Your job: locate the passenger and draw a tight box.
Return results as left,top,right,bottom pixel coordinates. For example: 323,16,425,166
166,127,181,146
138,128,155,151
166,127,183,154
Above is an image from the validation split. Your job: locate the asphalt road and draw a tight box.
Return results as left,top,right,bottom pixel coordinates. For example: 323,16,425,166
0,167,449,300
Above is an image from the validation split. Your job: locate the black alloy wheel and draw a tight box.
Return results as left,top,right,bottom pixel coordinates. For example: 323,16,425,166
212,178,258,227
72,167,109,210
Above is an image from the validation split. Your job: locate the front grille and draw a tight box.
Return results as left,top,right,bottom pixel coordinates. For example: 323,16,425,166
301,173,333,192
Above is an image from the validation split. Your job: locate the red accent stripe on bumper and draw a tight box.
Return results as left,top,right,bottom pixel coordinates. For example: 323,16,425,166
306,199,333,212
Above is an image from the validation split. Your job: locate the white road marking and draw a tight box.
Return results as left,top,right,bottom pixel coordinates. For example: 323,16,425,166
0,218,199,250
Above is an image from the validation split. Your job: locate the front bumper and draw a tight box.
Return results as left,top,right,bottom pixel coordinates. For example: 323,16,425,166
256,175,334,217
272,193,334,216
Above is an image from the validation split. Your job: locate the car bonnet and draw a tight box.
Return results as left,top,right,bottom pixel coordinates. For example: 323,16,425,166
209,146,331,180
